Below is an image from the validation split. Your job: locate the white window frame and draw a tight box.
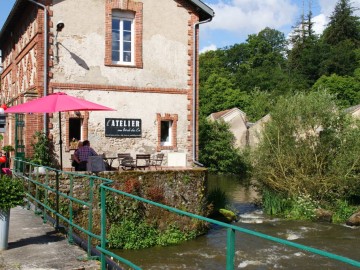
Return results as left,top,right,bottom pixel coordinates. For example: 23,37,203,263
161,120,173,146
112,11,134,65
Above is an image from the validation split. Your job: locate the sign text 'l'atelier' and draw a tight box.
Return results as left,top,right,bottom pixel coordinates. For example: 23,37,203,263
105,118,142,137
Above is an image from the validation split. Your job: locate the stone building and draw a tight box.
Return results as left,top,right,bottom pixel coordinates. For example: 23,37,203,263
0,0,214,170
208,107,271,149
208,108,248,149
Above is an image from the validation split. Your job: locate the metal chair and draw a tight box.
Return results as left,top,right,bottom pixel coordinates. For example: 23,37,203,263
117,153,131,170
151,153,164,170
133,154,151,170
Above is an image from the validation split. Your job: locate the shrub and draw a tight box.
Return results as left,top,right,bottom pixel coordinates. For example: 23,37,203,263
253,90,360,217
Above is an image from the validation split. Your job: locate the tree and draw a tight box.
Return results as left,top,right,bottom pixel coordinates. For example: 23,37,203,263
253,91,360,213
319,0,360,77
288,8,323,86
199,118,249,176
322,0,360,45
312,73,360,107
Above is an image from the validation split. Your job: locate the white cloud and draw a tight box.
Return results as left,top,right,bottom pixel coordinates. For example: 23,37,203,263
203,0,299,34
318,0,360,18
312,13,327,35
200,44,217,53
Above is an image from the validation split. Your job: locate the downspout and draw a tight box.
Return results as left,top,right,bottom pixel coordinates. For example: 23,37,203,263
192,17,212,167
28,0,48,134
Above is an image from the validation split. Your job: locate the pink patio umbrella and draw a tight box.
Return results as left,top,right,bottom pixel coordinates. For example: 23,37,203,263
5,92,116,170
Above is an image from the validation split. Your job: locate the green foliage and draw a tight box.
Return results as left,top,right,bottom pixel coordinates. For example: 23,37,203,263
108,220,158,249
261,188,290,216
322,0,360,46
332,200,359,223
285,194,318,220
108,221,196,249
312,74,360,107
157,225,196,246
0,175,24,210
106,192,144,223
253,90,360,216
2,145,15,153
30,131,53,166
199,118,250,175
206,187,229,213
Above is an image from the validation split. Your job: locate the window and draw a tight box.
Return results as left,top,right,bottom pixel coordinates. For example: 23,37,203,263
157,113,178,151
112,11,134,64
105,1,143,68
69,118,81,148
65,112,89,151
161,120,172,146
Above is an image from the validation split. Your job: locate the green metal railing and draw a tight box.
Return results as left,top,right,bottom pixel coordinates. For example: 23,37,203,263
12,158,360,270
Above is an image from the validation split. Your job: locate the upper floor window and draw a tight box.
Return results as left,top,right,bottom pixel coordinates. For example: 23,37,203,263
112,11,134,65
105,1,143,68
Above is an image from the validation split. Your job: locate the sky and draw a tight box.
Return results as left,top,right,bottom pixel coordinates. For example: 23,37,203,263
1,0,360,54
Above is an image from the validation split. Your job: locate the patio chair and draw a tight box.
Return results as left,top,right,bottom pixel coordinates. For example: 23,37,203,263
133,154,151,170
151,153,164,170
118,153,132,170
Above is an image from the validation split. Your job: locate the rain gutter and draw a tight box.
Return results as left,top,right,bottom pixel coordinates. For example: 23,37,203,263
192,17,212,167
27,0,48,134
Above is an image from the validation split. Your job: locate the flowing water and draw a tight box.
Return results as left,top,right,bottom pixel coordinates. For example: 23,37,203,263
114,174,360,269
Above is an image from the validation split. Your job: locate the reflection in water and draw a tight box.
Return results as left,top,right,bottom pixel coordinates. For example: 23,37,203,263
114,174,360,269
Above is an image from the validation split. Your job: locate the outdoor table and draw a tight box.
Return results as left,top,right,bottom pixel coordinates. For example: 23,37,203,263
103,156,117,170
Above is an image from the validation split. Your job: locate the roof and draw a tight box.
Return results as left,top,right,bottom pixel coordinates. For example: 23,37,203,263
189,0,215,20
0,0,214,45
208,108,246,121
209,109,232,120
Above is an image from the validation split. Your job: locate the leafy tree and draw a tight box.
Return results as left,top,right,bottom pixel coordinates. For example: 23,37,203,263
253,90,360,210
199,117,249,175
199,73,250,117
312,73,360,107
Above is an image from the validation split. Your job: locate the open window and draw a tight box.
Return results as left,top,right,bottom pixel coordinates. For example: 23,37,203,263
157,113,178,151
161,120,172,146
65,112,89,151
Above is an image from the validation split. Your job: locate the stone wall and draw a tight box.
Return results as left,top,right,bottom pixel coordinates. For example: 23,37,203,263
31,168,208,244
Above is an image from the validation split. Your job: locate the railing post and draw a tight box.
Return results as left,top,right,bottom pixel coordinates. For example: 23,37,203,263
68,175,74,243
100,185,107,270
226,228,235,270
55,171,60,229
87,177,94,258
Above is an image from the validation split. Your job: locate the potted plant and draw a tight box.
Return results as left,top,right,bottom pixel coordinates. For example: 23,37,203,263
30,131,53,174
2,145,15,168
0,175,24,250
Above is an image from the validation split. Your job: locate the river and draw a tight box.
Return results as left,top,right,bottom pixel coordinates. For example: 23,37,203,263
114,174,360,269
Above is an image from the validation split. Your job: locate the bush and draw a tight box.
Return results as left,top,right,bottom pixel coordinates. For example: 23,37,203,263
107,221,195,249
253,90,360,217
108,220,158,249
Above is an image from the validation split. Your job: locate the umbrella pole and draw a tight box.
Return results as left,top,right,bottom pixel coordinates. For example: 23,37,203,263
59,112,63,171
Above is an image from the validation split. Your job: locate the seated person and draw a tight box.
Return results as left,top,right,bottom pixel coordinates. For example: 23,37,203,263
73,140,98,171
72,141,83,171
